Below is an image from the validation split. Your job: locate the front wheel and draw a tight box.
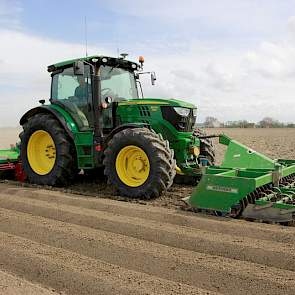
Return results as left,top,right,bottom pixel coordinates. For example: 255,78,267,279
174,128,215,185
193,128,215,166
103,128,176,198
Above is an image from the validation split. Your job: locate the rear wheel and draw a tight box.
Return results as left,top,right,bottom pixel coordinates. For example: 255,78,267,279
103,128,176,198
20,113,76,186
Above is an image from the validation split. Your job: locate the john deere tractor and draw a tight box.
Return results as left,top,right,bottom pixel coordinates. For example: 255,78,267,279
18,54,214,198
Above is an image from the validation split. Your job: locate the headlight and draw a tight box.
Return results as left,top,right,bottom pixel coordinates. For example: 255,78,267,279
193,109,197,117
173,107,190,117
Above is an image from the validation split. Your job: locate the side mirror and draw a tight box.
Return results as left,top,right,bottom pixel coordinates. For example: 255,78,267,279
151,72,156,85
74,60,85,76
105,96,113,104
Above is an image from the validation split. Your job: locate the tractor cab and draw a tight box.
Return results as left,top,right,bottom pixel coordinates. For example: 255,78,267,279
48,55,142,132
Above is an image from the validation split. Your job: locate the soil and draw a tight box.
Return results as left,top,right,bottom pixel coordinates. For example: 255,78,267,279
0,269,57,294
211,128,295,164
0,127,294,294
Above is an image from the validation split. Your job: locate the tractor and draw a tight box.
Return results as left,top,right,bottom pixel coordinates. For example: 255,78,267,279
18,54,214,198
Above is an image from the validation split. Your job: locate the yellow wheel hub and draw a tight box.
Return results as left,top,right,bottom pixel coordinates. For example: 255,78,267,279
115,145,150,187
27,130,56,175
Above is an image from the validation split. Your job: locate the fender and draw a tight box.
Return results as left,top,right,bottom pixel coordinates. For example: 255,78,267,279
105,123,150,144
19,106,74,140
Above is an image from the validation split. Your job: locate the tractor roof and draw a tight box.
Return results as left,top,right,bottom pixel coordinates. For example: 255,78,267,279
47,55,139,72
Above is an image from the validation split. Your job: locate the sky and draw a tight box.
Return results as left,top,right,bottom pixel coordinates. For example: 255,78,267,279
1,0,295,126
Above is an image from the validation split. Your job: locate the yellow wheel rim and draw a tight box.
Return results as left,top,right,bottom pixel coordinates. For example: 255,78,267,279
27,130,56,175
115,145,150,187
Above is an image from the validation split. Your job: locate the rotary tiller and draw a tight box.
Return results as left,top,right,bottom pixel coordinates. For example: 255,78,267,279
184,134,295,224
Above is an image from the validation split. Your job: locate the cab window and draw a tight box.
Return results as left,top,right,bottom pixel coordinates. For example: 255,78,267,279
100,66,138,101
51,65,92,130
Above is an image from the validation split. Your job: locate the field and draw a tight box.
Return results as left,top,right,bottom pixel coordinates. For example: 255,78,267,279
212,128,295,163
0,127,295,294
0,127,21,149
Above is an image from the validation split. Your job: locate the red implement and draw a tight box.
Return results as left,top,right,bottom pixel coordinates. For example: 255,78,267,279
0,162,26,182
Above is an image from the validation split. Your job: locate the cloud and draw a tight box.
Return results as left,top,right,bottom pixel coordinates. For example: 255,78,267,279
0,1,295,126
288,15,295,34
105,0,291,38
0,29,110,126
139,30,295,123
1,25,295,126
244,41,295,80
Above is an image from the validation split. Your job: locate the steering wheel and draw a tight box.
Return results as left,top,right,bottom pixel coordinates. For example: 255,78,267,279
68,96,80,104
101,88,112,96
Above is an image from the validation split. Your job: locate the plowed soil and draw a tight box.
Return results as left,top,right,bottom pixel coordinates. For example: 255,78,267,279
0,127,295,294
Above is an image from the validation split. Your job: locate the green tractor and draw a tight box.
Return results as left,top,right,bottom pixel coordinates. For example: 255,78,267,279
19,54,214,198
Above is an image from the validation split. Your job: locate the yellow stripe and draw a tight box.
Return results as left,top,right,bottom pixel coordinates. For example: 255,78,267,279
119,101,169,105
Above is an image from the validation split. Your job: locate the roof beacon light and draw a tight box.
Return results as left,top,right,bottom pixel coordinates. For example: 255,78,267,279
139,56,145,69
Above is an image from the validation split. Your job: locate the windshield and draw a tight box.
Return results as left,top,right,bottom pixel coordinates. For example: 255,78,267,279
100,65,139,101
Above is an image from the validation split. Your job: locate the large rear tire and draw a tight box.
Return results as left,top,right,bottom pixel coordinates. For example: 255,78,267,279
103,128,176,198
20,113,76,186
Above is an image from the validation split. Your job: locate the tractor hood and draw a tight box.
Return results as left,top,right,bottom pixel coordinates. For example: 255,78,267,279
118,98,196,109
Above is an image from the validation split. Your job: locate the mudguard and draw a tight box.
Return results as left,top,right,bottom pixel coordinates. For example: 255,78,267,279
20,106,74,140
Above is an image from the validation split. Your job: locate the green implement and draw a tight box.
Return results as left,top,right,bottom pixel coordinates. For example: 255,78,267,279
184,134,295,224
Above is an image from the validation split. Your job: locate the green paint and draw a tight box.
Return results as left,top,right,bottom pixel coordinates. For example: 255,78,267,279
40,97,199,172
0,147,19,164
116,99,199,173
46,104,94,168
118,98,195,108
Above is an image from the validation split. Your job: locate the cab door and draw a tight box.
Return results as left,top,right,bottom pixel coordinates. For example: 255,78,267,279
51,65,93,130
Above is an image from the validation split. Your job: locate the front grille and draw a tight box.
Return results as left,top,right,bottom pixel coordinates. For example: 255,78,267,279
161,106,196,132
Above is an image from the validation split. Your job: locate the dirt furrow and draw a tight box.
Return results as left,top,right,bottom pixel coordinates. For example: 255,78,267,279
0,231,215,295
0,189,294,273
0,269,57,295
0,183,295,294
3,184,295,244
0,207,294,294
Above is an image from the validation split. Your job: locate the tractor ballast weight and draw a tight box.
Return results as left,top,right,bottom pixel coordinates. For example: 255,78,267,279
184,134,295,223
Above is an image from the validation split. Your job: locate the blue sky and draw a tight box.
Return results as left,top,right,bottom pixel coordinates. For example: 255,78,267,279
1,0,295,126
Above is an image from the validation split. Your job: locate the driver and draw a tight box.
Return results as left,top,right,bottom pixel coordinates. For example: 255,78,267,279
75,76,91,101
